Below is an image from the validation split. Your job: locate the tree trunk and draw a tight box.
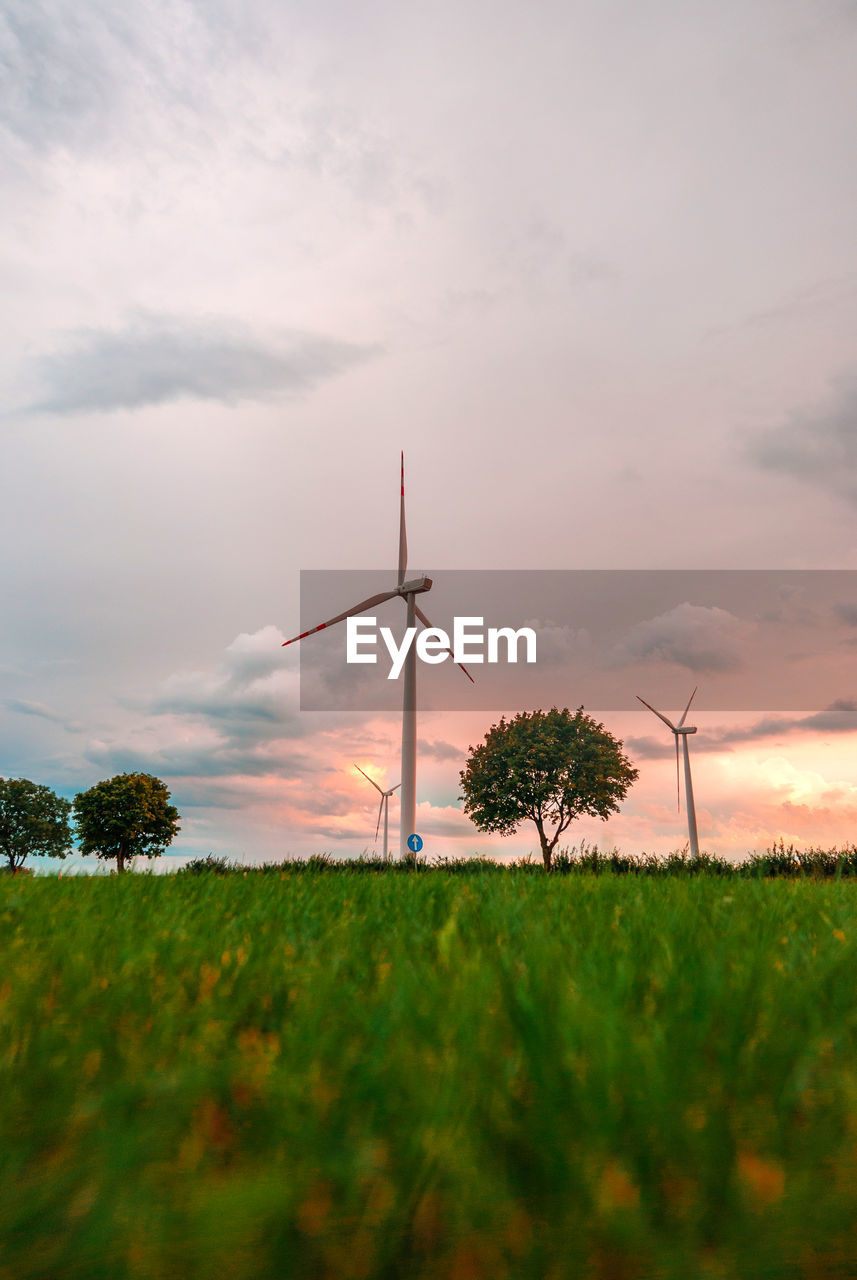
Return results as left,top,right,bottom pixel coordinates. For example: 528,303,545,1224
535,820,556,871
116,848,126,874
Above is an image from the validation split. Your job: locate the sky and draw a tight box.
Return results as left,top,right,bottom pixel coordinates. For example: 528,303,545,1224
2,0,857,866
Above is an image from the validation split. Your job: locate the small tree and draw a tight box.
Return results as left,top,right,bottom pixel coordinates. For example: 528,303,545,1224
459,707,639,870
73,773,180,873
0,777,73,872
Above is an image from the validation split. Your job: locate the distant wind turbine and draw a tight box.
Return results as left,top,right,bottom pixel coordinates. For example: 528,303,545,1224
636,687,700,856
283,453,473,858
354,765,400,860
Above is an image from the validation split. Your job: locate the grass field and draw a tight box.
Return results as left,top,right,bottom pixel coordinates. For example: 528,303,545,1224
2,871,857,1279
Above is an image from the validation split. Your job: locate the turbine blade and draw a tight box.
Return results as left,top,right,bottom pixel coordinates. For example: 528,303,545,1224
374,795,384,842
677,686,698,729
676,735,681,813
282,590,399,646
388,783,401,794
354,764,384,795
398,451,408,586
635,694,677,731
414,602,476,682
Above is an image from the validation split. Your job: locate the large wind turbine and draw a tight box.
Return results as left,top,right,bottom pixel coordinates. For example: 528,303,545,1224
283,454,472,858
354,765,400,860
636,687,700,856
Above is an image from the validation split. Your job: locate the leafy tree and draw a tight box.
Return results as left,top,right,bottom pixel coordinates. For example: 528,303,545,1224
73,773,180,873
459,707,639,870
0,777,73,872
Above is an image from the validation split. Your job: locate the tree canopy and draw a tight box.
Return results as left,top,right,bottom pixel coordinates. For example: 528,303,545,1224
73,773,180,873
0,777,73,872
459,707,638,870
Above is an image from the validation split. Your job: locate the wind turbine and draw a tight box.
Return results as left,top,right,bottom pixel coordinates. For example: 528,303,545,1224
636,687,700,856
354,765,400,860
283,453,472,858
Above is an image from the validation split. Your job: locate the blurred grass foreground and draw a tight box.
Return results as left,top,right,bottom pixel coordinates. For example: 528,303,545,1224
2,872,857,1278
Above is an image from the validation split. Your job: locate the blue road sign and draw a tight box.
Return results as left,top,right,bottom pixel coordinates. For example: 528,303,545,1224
407,833,423,853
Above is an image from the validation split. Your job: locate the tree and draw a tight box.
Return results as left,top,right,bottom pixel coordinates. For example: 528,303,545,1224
73,773,180,873
459,707,639,870
0,777,73,872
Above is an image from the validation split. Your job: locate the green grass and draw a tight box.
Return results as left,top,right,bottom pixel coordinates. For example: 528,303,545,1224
2,873,857,1278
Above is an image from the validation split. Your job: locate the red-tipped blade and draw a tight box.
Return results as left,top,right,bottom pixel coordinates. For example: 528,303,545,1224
677,686,698,729
354,764,384,795
414,602,475,682
397,451,408,587
282,590,399,646
675,735,681,813
636,694,677,731
374,795,384,842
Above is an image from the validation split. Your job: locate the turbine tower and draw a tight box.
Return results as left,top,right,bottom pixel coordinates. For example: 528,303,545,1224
354,765,400,860
283,454,472,858
636,687,700,856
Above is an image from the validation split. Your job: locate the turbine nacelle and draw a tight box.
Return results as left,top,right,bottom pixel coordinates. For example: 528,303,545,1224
396,576,432,597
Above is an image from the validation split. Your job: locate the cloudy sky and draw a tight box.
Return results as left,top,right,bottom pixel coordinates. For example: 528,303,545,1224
2,0,857,865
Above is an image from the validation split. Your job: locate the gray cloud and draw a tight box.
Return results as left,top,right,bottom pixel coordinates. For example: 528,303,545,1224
0,2,138,151
418,738,462,762
834,601,857,625
0,0,432,232
6,697,65,723
709,273,857,338
747,374,857,504
612,603,752,674
710,701,857,747
150,686,299,740
295,788,361,819
27,314,377,414
84,738,316,785
78,627,309,788
78,627,378,798
150,627,303,743
777,700,857,736
422,811,473,838
756,583,822,627
219,630,290,687
624,735,676,761
0,0,260,154
521,618,591,667
4,698,82,738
